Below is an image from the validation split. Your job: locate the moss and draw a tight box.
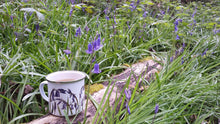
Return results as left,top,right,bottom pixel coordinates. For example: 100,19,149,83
85,83,104,94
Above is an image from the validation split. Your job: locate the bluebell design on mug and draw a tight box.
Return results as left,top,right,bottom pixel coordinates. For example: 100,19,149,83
39,71,86,116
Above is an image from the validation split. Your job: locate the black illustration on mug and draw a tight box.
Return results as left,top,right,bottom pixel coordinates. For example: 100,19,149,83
49,86,84,115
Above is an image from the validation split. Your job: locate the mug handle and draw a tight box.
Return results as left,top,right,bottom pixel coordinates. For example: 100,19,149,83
39,81,49,102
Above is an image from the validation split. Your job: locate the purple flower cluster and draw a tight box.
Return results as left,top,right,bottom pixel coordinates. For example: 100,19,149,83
174,19,182,32
124,88,131,114
75,27,81,37
86,34,103,54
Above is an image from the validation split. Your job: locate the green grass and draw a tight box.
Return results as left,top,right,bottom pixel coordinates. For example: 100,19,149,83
0,0,219,123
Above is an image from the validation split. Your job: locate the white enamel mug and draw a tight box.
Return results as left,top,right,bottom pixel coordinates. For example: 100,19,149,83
39,71,86,116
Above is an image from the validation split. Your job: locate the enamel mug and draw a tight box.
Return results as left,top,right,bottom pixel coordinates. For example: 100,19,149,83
39,71,86,116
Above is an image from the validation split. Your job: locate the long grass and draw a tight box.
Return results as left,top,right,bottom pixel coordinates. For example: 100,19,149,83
0,0,219,123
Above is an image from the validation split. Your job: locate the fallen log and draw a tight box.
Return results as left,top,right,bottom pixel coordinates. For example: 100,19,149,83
28,59,161,124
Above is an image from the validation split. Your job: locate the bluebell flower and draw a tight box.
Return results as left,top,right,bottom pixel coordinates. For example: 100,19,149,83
36,23,39,32
105,16,109,20
155,104,159,114
143,11,147,18
63,49,71,55
86,43,93,54
130,2,136,11
124,88,131,100
113,15,117,25
104,7,108,14
176,35,180,40
175,25,178,32
85,26,89,33
161,10,165,15
182,42,185,48
181,57,184,64
127,21,130,29
202,48,208,57
192,7,197,18
93,63,101,74
126,102,131,115
69,8,73,17
82,7,85,12
24,12,27,21
95,36,103,50
170,56,173,63
70,0,74,5
75,27,81,37
10,15,13,21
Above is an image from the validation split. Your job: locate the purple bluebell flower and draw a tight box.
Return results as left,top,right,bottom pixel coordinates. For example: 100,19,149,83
176,35,180,40
124,88,131,100
127,21,130,29
95,36,103,50
105,16,109,20
85,26,89,33
136,0,140,5
86,43,93,54
175,25,178,32
36,23,39,32
170,56,173,62
104,7,108,14
69,8,73,17
75,27,81,37
143,23,147,28
167,6,170,13
181,57,184,64
213,29,220,34
161,10,165,15
126,102,131,115
82,7,85,12
93,63,101,74
24,12,27,21
70,0,74,5
113,15,117,25
182,42,185,49
155,104,159,114
192,7,197,18
202,48,208,57
143,11,147,18
10,15,13,21
63,49,71,55
130,2,136,11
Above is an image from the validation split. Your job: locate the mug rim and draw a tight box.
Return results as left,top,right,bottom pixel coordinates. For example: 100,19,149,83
46,70,86,83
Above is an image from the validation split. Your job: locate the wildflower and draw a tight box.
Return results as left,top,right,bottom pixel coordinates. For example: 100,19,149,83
130,2,136,11
69,8,73,17
92,56,96,63
202,48,208,57
170,56,173,63
127,21,130,29
86,43,93,54
192,7,197,18
175,25,178,32
105,16,109,20
95,35,103,50
36,23,39,32
176,35,180,40
181,57,184,64
10,15,13,21
124,89,131,100
161,10,165,15
63,49,71,55
113,15,117,25
75,27,81,37
70,0,74,5
213,29,220,34
85,26,89,33
155,104,159,114
93,63,101,74
143,11,147,18
24,12,27,21
126,102,131,115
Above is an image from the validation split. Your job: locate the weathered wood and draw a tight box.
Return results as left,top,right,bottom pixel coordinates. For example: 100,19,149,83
28,59,161,124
